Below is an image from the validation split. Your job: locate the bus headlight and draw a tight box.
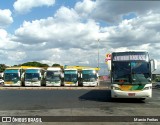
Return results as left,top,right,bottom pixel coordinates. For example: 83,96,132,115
143,86,152,90
111,86,121,90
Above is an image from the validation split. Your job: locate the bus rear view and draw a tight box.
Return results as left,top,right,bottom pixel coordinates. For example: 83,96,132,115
110,51,157,100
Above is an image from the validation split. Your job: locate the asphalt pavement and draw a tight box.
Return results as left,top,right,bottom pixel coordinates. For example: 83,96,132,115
0,81,160,125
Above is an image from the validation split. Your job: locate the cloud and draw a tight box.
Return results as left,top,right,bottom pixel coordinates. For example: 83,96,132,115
0,9,13,28
1,0,160,71
0,29,25,65
76,0,160,23
75,0,96,17
10,4,160,68
12,6,100,50
100,12,160,49
0,29,20,50
13,0,55,14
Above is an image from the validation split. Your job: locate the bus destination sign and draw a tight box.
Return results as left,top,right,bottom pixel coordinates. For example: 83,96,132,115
113,55,146,61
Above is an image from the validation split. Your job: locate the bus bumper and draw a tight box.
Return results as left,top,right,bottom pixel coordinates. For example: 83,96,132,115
25,82,41,86
64,82,78,86
83,82,98,86
4,81,21,86
111,90,152,99
46,81,61,86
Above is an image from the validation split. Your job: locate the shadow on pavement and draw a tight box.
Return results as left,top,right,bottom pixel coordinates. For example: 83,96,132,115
79,90,145,103
79,90,111,102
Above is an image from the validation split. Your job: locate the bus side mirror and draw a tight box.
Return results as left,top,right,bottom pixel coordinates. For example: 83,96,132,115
150,59,157,72
107,60,111,71
44,72,46,78
147,78,151,82
78,73,80,78
97,73,99,78
81,74,82,78
21,72,25,79
0,72,4,79
39,73,42,79
61,73,64,78
18,72,20,77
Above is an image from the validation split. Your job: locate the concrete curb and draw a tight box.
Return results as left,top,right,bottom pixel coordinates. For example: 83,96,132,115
0,86,108,90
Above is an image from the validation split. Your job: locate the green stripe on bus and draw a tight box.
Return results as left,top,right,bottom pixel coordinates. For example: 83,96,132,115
130,85,145,90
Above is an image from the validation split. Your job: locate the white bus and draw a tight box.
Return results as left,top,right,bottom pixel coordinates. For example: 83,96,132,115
110,51,157,100
81,68,99,87
45,67,63,86
24,68,45,86
3,67,24,86
63,68,79,86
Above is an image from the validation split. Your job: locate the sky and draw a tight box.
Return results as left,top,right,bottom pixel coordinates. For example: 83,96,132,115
0,0,160,75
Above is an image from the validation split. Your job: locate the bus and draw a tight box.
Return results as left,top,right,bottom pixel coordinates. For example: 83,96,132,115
81,68,99,87
63,68,79,86
24,68,45,86
45,67,63,86
3,67,24,86
110,51,157,100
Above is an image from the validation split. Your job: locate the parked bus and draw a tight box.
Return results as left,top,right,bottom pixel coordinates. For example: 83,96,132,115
45,67,63,86
24,68,45,86
63,68,80,86
80,68,99,86
3,67,24,86
110,51,157,100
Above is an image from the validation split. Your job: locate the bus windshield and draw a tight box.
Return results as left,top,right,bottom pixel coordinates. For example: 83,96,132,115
46,71,60,81
25,73,40,81
64,74,77,82
4,73,19,82
82,70,97,82
113,61,150,84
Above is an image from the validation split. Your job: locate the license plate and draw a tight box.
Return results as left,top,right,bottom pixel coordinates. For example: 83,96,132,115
128,93,135,96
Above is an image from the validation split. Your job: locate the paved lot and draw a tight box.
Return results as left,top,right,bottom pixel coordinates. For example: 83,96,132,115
0,81,160,125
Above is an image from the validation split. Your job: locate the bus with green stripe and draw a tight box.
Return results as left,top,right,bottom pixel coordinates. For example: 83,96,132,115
110,51,157,100
3,67,24,86
24,68,45,86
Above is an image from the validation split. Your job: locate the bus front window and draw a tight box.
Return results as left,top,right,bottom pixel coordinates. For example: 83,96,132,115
64,74,77,83
25,73,40,81
46,71,60,81
4,73,19,82
112,61,151,84
131,62,150,84
113,62,131,84
83,74,97,82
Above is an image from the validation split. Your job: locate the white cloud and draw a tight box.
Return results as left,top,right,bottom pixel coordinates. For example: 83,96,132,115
1,0,160,71
9,4,160,68
99,12,160,50
12,6,100,51
76,0,160,23
75,0,96,17
13,0,55,14
8,51,27,61
0,9,13,28
0,29,19,49
54,6,80,22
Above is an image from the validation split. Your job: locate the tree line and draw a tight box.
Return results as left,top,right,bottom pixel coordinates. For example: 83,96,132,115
0,62,61,72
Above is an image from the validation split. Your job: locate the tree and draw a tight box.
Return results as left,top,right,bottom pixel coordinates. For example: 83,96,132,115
0,64,7,72
52,64,61,67
21,61,49,67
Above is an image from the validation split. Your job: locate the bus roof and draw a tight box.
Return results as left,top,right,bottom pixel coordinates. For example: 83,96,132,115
112,50,147,53
47,67,61,71
64,66,100,70
6,67,22,70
